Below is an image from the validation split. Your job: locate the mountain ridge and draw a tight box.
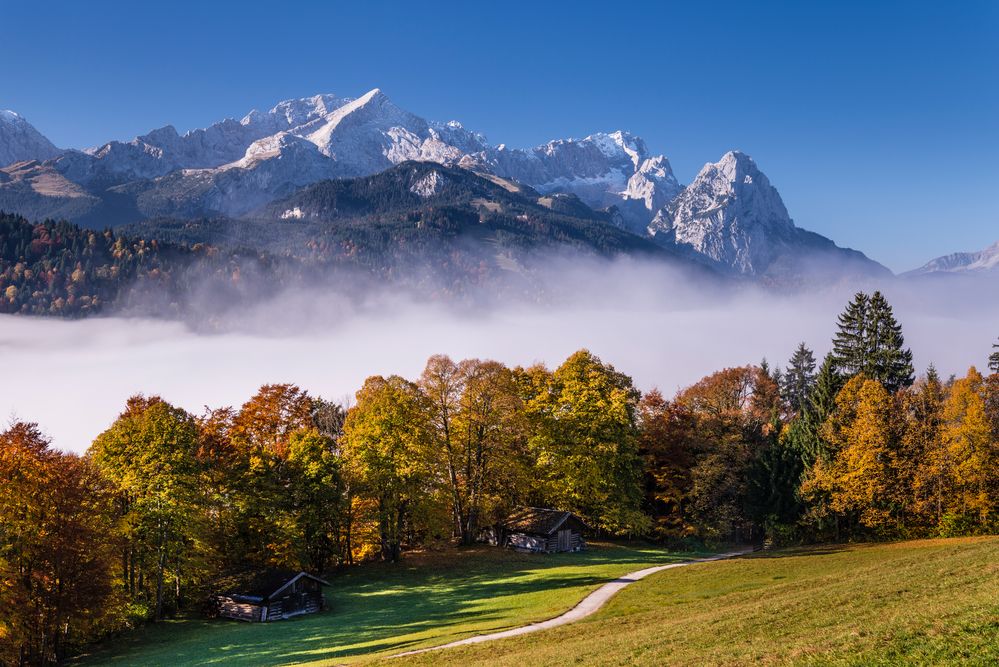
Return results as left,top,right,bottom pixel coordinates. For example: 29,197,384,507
0,90,887,284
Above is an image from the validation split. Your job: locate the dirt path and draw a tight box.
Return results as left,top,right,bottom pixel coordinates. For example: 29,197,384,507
392,548,752,658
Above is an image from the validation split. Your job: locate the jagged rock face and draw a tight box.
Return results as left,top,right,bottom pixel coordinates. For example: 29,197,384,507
907,241,999,275
648,151,798,275
462,130,680,219
0,111,61,167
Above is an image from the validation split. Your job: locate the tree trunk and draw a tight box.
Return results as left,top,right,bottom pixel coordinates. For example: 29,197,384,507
155,527,166,621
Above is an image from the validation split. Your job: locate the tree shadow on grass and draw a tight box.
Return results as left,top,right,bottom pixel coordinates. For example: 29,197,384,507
743,545,848,560
79,543,704,666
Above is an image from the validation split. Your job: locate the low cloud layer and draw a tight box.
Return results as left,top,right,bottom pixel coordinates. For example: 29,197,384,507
2,259,997,454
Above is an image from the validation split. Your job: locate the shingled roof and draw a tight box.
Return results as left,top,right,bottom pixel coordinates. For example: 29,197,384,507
502,507,585,536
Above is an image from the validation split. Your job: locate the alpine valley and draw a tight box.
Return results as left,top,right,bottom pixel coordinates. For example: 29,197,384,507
0,88,956,319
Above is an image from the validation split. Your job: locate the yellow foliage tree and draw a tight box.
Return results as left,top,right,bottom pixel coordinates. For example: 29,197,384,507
941,367,999,528
803,376,904,535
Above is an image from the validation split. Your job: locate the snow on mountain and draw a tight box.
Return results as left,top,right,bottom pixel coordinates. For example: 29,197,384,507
2,90,680,224
0,90,889,284
648,151,794,274
0,110,61,167
907,240,999,275
53,94,355,186
647,151,886,279
461,130,679,221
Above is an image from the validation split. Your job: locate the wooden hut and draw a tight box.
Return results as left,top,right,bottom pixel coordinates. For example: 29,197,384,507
210,569,330,622
493,507,587,553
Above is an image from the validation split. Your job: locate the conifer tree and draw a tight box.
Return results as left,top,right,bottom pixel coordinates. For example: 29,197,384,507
783,342,817,415
803,353,842,463
832,292,869,376
831,291,913,393
989,337,999,373
866,291,915,393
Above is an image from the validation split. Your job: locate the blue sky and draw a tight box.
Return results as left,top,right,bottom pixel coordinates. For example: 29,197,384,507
2,0,996,271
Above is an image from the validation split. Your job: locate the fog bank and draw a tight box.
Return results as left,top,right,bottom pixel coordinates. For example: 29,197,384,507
2,262,997,454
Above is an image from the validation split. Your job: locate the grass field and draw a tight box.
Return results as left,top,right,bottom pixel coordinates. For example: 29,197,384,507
76,542,704,666
397,536,999,666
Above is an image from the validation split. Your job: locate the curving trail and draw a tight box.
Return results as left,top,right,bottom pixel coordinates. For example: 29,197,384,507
392,548,753,659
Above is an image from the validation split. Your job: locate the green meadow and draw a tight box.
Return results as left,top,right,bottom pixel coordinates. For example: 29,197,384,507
78,542,702,666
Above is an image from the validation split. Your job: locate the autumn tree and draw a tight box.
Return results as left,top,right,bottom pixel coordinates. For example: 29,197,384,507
802,377,907,536
637,389,695,536
940,367,999,530
671,366,778,540
231,383,314,457
342,376,436,561
0,423,119,665
420,355,529,545
903,367,948,528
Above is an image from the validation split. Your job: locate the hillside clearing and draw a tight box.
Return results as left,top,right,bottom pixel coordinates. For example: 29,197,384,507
76,542,704,666
395,536,999,666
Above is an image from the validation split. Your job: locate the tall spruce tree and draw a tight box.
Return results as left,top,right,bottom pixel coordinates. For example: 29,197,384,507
784,343,817,415
831,291,913,393
989,338,999,373
832,292,869,376
866,291,915,393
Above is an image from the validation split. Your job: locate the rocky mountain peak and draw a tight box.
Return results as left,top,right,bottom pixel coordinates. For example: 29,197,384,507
0,110,61,167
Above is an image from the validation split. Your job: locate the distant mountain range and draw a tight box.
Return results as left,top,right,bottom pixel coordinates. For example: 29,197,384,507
906,241,999,277
0,89,917,286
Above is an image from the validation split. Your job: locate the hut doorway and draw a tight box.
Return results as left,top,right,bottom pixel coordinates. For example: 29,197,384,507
557,529,572,551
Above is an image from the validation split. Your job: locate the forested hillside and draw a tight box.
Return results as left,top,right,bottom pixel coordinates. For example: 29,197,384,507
0,211,295,318
2,292,998,664
0,164,721,319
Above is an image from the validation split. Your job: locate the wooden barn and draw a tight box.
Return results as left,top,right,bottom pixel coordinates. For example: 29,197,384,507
488,507,587,553
210,569,330,622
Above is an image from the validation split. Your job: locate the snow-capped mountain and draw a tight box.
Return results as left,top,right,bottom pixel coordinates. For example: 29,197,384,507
2,89,678,224
648,151,887,279
50,93,355,187
0,89,887,283
907,240,999,276
0,110,61,167
460,130,682,231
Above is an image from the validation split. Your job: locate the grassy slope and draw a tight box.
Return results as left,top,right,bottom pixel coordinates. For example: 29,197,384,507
397,537,999,666
77,542,702,666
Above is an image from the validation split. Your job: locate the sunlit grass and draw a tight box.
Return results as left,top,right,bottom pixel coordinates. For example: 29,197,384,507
76,541,703,666
395,536,999,666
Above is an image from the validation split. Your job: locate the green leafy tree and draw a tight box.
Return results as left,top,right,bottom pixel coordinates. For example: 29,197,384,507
520,350,647,535
342,376,435,561
89,396,206,620
282,428,349,574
